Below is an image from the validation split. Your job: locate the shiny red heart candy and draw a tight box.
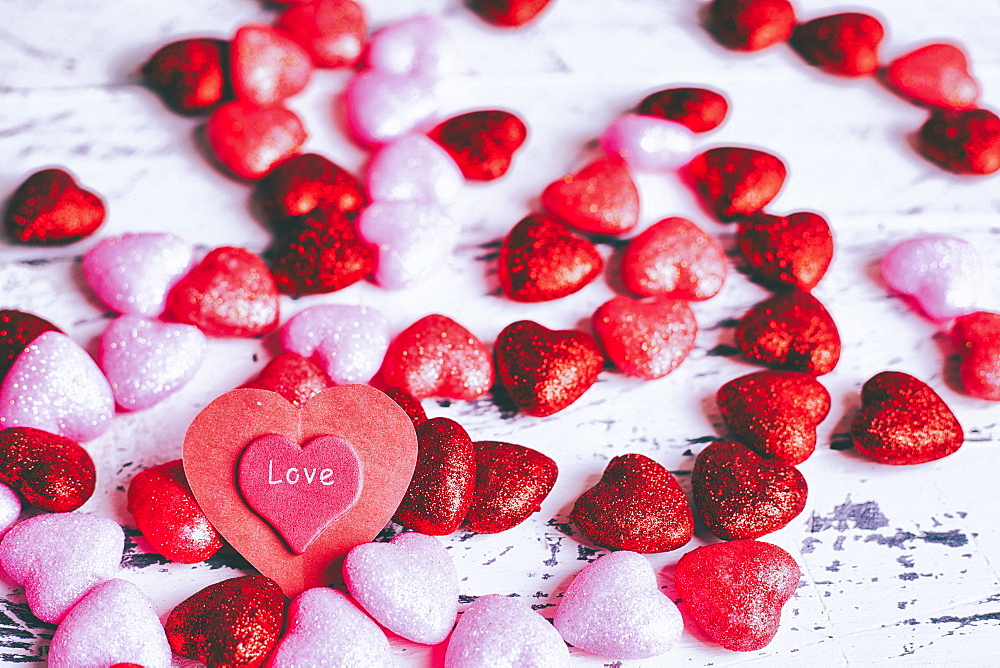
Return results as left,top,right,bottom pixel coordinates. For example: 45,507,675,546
635,87,728,133
205,101,307,180
737,211,834,292
256,153,366,223
683,147,786,222
143,38,232,116
918,109,1000,175
790,12,884,77
5,169,105,245
620,216,727,300
463,440,558,534
952,311,1000,401
884,43,979,111
428,110,528,181
734,290,841,375
541,158,640,235
592,296,697,380
232,25,312,106
277,0,367,69
466,0,553,27
707,0,795,52
242,352,332,407
380,387,428,427
0,426,95,512
1,310,60,381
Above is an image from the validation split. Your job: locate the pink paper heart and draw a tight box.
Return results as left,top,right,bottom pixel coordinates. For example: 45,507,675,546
600,113,695,171
344,70,440,146
366,134,464,206
367,15,456,77
444,594,569,667
0,331,114,441
357,201,459,288
280,304,390,385
98,316,207,411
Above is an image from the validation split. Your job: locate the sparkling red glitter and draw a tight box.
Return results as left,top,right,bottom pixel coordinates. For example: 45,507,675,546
540,158,640,235
790,12,885,77
463,441,558,534
0,310,60,381
706,0,796,52
256,153,368,222
428,110,528,181
952,311,1000,400
4,169,105,245
734,289,841,375
918,109,1000,175
142,38,232,115
0,426,95,512
241,352,332,407
682,147,787,222
636,87,729,133
737,212,834,292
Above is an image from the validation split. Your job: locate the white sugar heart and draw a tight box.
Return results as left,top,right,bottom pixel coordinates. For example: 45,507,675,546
344,70,440,146
280,304,389,385
366,134,464,206
444,594,570,667
367,14,456,77
357,201,460,289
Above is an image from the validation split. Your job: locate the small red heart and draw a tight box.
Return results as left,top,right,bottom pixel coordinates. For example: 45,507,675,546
0,426,95,512
592,296,697,380
142,38,232,116
541,158,640,235
497,213,604,302
277,0,367,69
0,310,60,381
466,0,553,27
737,211,834,292
716,370,831,465
428,110,528,181
791,12,884,77
707,0,796,52
620,217,727,300
5,169,105,245
952,311,1000,401
682,147,786,222
636,87,729,133
850,371,964,465
734,290,841,375
165,246,280,337
918,109,1000,175
242,352,332,407
380,387,428,427
691,440,808,540
126,460,223,563
463,440,558,533
205,101,307,180
494,320,605,417
256,153,367,223
232,25,313,106
884,43,979,111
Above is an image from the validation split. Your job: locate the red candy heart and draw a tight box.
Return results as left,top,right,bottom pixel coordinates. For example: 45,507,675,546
142,38,232,116
165,246,280,337
256,153,367,223
463,440,558,534
277,0,367,69
428,110,528,181
0,310,60,381
683,147,786,222
205,101,307,180
791,12,884,77
494,320,604,417
635,87,729,133
127,460,223,563
570,453,693,553
674,539,800,651
394,417,476,535
952,311,1000,401
716,371,831,465
736,211,834,292
498,214,603,302
165,575,286,668
379,314,494,401
466,0,553,27
232,25,312,106
918,109,1000,176
0,426,95,512
884,43,979,111
5,169,106,245
380,387,428,427
242,352,332,407
541,158,640,235
592,296,697,380
850,371,964,465
691,440,808,540
734,290,841,375
706,0,796,52
620,217,727,300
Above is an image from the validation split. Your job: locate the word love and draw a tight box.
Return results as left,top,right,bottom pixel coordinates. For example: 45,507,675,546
267,460,338,486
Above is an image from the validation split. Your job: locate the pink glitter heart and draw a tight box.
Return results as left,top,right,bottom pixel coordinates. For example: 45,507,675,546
280,304,389,385
366,134,464,205
344,70,440,146
444,594,569,667
367,15,455,77
357,201,460,288
600,113,695,171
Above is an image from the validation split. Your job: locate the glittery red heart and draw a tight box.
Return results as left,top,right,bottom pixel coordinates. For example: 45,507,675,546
256,153,367,223
466,0,553,27
716,370,831,465
736,211,834,292
850,371,964,465
165,246,280,337
592,296,697,380
232,25,312,106
394,417,476,535
691,440,808,540
164,575,286,668
790,12,884,77
494,320,604,417
620,217,727,300
277,0,367,69
463,440,558,533
734,290,841,375
635,87,728,133
127,459,223,563
883,43,979,111
0,310,60,381
706,0,796,52
205,101,307,180
142,38,232,116
242,352,332,407
5,169,105,245
540,158,640,235
682,147,786,222
917,109,1000,175
380,387,428,427
674,540,800,651
952,311,1000,401
428,110,527,181
0,426,95,512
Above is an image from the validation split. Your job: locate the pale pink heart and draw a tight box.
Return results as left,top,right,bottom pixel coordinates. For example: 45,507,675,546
343,532,459,644
343,70,440,146
268,587,393,667
366,134,464,206
444,594,570,667
280,304,390,384
366,15,456,77
0,513,123,623
232,24,313,106
553,551,683,660
0,483,20,539
82,232,194,317
47,579,171,668
98,315,207,411
0,331,114,441
357,201,460,289
600,113,696,171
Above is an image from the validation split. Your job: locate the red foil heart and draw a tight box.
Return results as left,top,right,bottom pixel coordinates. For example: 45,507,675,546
0,310,61,381
5,169,106,245
683,147,787,222
540,158,640,235
636,87,729,133
734,290,841,375
790,12,884,77
256,153,367,223
241,352,332,407
952,311,1000,401
918,109,1000,175
707,0,796,52
592,296,698,380
737,211,834,292
620,217,727,300
428,110,528,181
463,440,558,534
0,426,95,512
884,43,979,111
143,38,232,116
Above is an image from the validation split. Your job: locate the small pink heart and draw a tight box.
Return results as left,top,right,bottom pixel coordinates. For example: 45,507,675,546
367,15,455,76
206,101,307,180
344,70,440,146
357,201,460,288
884,43,979,110
592,296,698,380
280,304,390,384
444,594,569,667
366,134,464,205
600,113,695,171
232,24,313,106
0,484,20,539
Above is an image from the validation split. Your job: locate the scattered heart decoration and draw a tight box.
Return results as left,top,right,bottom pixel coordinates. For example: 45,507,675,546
5,168,106,245
592,295,698,380
620,216,728,301
952,311,1000,401
540,158,640,235
280,304,389,385
883,43,979,110
734,289,841,375
428,110,528,181
737,211,834,292
682,147,787,222
445,594,569,666
0,426,96,512
463,440,558,533
790,12,884,77
241,352,333,407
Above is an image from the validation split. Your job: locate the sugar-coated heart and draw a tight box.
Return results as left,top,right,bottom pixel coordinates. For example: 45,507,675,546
467,0,553,27
5,169,105,245
0,331,114,441
268,588,392,667
683,147,787,222
918,109,1000,175
884,43,979,111
344,70,440,146
367,15,455,77
165,246,280,337
277,0,367,68
674,539,800,651
257,153,367,222
737,211,834,292
165,575,286,668
143,38,232,115
570,453,692,552
0,310,60,381
620,217,727,300
343,531,459,644
47,579,171,668
790,12,884,77
0,484,20,539
0,426,96,512
692,440,808,540
636,87,729,133
0,513,124,623
553,551,683,660
242,352,332,407
953,312,1000,401
380,387,427,427
540,158,640,235
592,296,697,380
707,0,796,51
205,101,307,180
445,594,570,667
366,134,464,205
428,110,528,181
851,371,963,465
881,235,989,321
357,200,460,288
394,417,476,535
127,459,223,563
600,113,696,172
735,290,841,375
463,440,558,533
495,320,604,416
232,25,311,107
281,304,389,385
717,371,831,465
497,213,603,302
379,314,494,401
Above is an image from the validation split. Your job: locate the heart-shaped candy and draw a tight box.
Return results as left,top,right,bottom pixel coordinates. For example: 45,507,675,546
257,153,367,223
206,101,307,180
790,12,884,77
692,440,808,540
344,531,459,644
0,484,20,539
428,110,528,181
636,87,729,133
553,551,683,660
918,109,1000,175
953,312,1000,401
366,134,464,205
592,296,697,380
884,43,979,110
367,15,455,77
600,113,695,171
570,453,692,552
232,25,312,106
1,310,60,380
674,539,800,651
466,0,553,27
344,70,440,146
540,158,640,235
242,352,332,407
707,0,796,51
683,147,786,222
277,0,367,68
737,212,834,292
734,290,841,375
281,304,389,385
463,440,558,533
621,217,727,300
5,169,105,245
381,387,427,427
0,426,96,512
142,38,232,115
445,594,569,667
357,201,460,288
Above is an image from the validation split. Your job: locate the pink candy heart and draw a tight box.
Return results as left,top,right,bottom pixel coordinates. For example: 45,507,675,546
281,304,390,384
366,134,464,205
367,15,455,77
0,483,21,539
600,113,696,171
344,70,440,146
357,201,460,288
444,594,569,667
